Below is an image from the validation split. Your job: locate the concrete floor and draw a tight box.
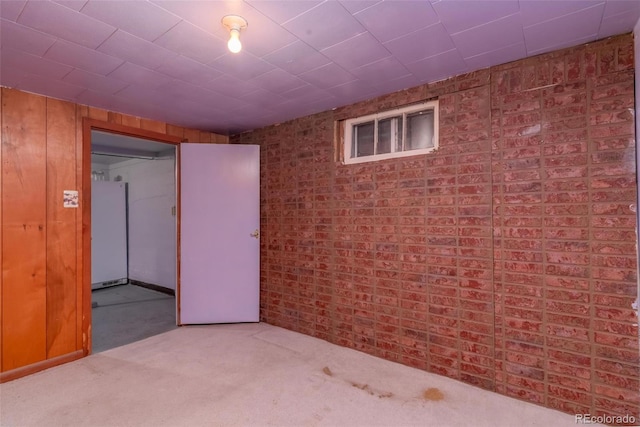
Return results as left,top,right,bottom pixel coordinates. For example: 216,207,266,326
92,284,177,353
1,323,591,427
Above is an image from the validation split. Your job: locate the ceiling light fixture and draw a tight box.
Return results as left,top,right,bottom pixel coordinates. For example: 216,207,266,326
222,15,248,54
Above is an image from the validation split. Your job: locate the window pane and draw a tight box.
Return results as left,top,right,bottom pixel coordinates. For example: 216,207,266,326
405,110,434,151
353,121,374,157
377,116,402,154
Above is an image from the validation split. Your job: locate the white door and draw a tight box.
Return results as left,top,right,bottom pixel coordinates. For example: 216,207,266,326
179,143,260,324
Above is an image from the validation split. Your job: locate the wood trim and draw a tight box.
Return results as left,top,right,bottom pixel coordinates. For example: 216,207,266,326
76,106,86,354
84,119,182,145
0,88,3,371
176,143,182,325
81,119,182,353
0,350,83,383
81,118,92,356
129,280,175,296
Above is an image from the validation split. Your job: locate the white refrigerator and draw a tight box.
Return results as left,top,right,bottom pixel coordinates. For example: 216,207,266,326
91,181,128,290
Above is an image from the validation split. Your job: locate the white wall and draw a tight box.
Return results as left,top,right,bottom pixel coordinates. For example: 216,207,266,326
109,157,177,290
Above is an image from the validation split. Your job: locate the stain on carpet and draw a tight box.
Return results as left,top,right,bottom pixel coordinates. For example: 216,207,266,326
322,366,394,399
423,388,444,401
350,382,394,399
351,382,375,395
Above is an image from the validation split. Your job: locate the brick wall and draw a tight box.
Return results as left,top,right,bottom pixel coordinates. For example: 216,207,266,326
233,34,639,422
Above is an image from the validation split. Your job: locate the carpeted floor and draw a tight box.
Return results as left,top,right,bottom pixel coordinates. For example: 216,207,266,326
0,323,589,427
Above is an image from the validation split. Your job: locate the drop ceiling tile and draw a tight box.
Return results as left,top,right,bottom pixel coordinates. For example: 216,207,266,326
321,32,390,70
154,0,297,57
383,23,455,64
376,73,422,93
201,74,260,97
210,52,275,81
154,21,227,65
108,62,174,89
20,73,85,101
451,13,523,58
350,56,411,83
110,100,171,124
433,0,520,33
232,106,279,131
325,79,377,101
1,48,73,79
97,30,179,71
603,0,640,17
76,89,119,111
0,65,26,88
339,1,381,14
262,40,331,75
0,19,56,56
260,102,302,123
354,0,439,43
464,42,526,70
523,4,605,54
245,0,322,24
54,1,88,12
599,12,640,39
152,0,242,37
283,1,366,50
63,68,128,94
155,56,221,85
298,62,357,89
159,80,249,111
114,84,169,105
45,39,124,75
239,88,288,108
404,49,467,83
224,116,271,134
236,13,299,57
17,0,115,49
248,68,307,94
1,1,25,20
519,0,603,26
296,95,341,114
528,33,597,57
171,97,227,118
280,83,333,102
0,0,637,136
79,0,181,42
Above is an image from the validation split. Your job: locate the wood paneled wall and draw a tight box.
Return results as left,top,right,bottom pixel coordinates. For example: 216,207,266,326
0,87,228,380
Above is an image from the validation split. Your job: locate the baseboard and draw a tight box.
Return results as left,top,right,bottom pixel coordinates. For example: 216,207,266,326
0,350,84,383
129,279,175,296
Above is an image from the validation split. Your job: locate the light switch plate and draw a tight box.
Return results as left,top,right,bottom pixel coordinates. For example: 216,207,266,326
63,190,79,208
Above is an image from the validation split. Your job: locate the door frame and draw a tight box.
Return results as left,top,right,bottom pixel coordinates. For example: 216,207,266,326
81,119,182,356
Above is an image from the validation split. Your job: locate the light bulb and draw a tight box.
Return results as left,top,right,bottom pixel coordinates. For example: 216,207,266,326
227,28,242,53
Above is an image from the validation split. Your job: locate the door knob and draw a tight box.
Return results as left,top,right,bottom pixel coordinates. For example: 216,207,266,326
250,229,260,239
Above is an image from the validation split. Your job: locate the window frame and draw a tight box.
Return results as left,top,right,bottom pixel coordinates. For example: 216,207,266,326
343,100,439,165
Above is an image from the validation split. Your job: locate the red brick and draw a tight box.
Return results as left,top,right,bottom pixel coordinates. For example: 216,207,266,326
595,385,640,404
547,360,591,379
593,397,640,420
242,34,639,422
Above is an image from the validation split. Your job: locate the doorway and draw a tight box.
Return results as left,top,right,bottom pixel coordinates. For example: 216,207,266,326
84,123,181,353
82,119,261,357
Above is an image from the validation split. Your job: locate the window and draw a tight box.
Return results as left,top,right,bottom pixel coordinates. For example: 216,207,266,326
344,100,438,164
